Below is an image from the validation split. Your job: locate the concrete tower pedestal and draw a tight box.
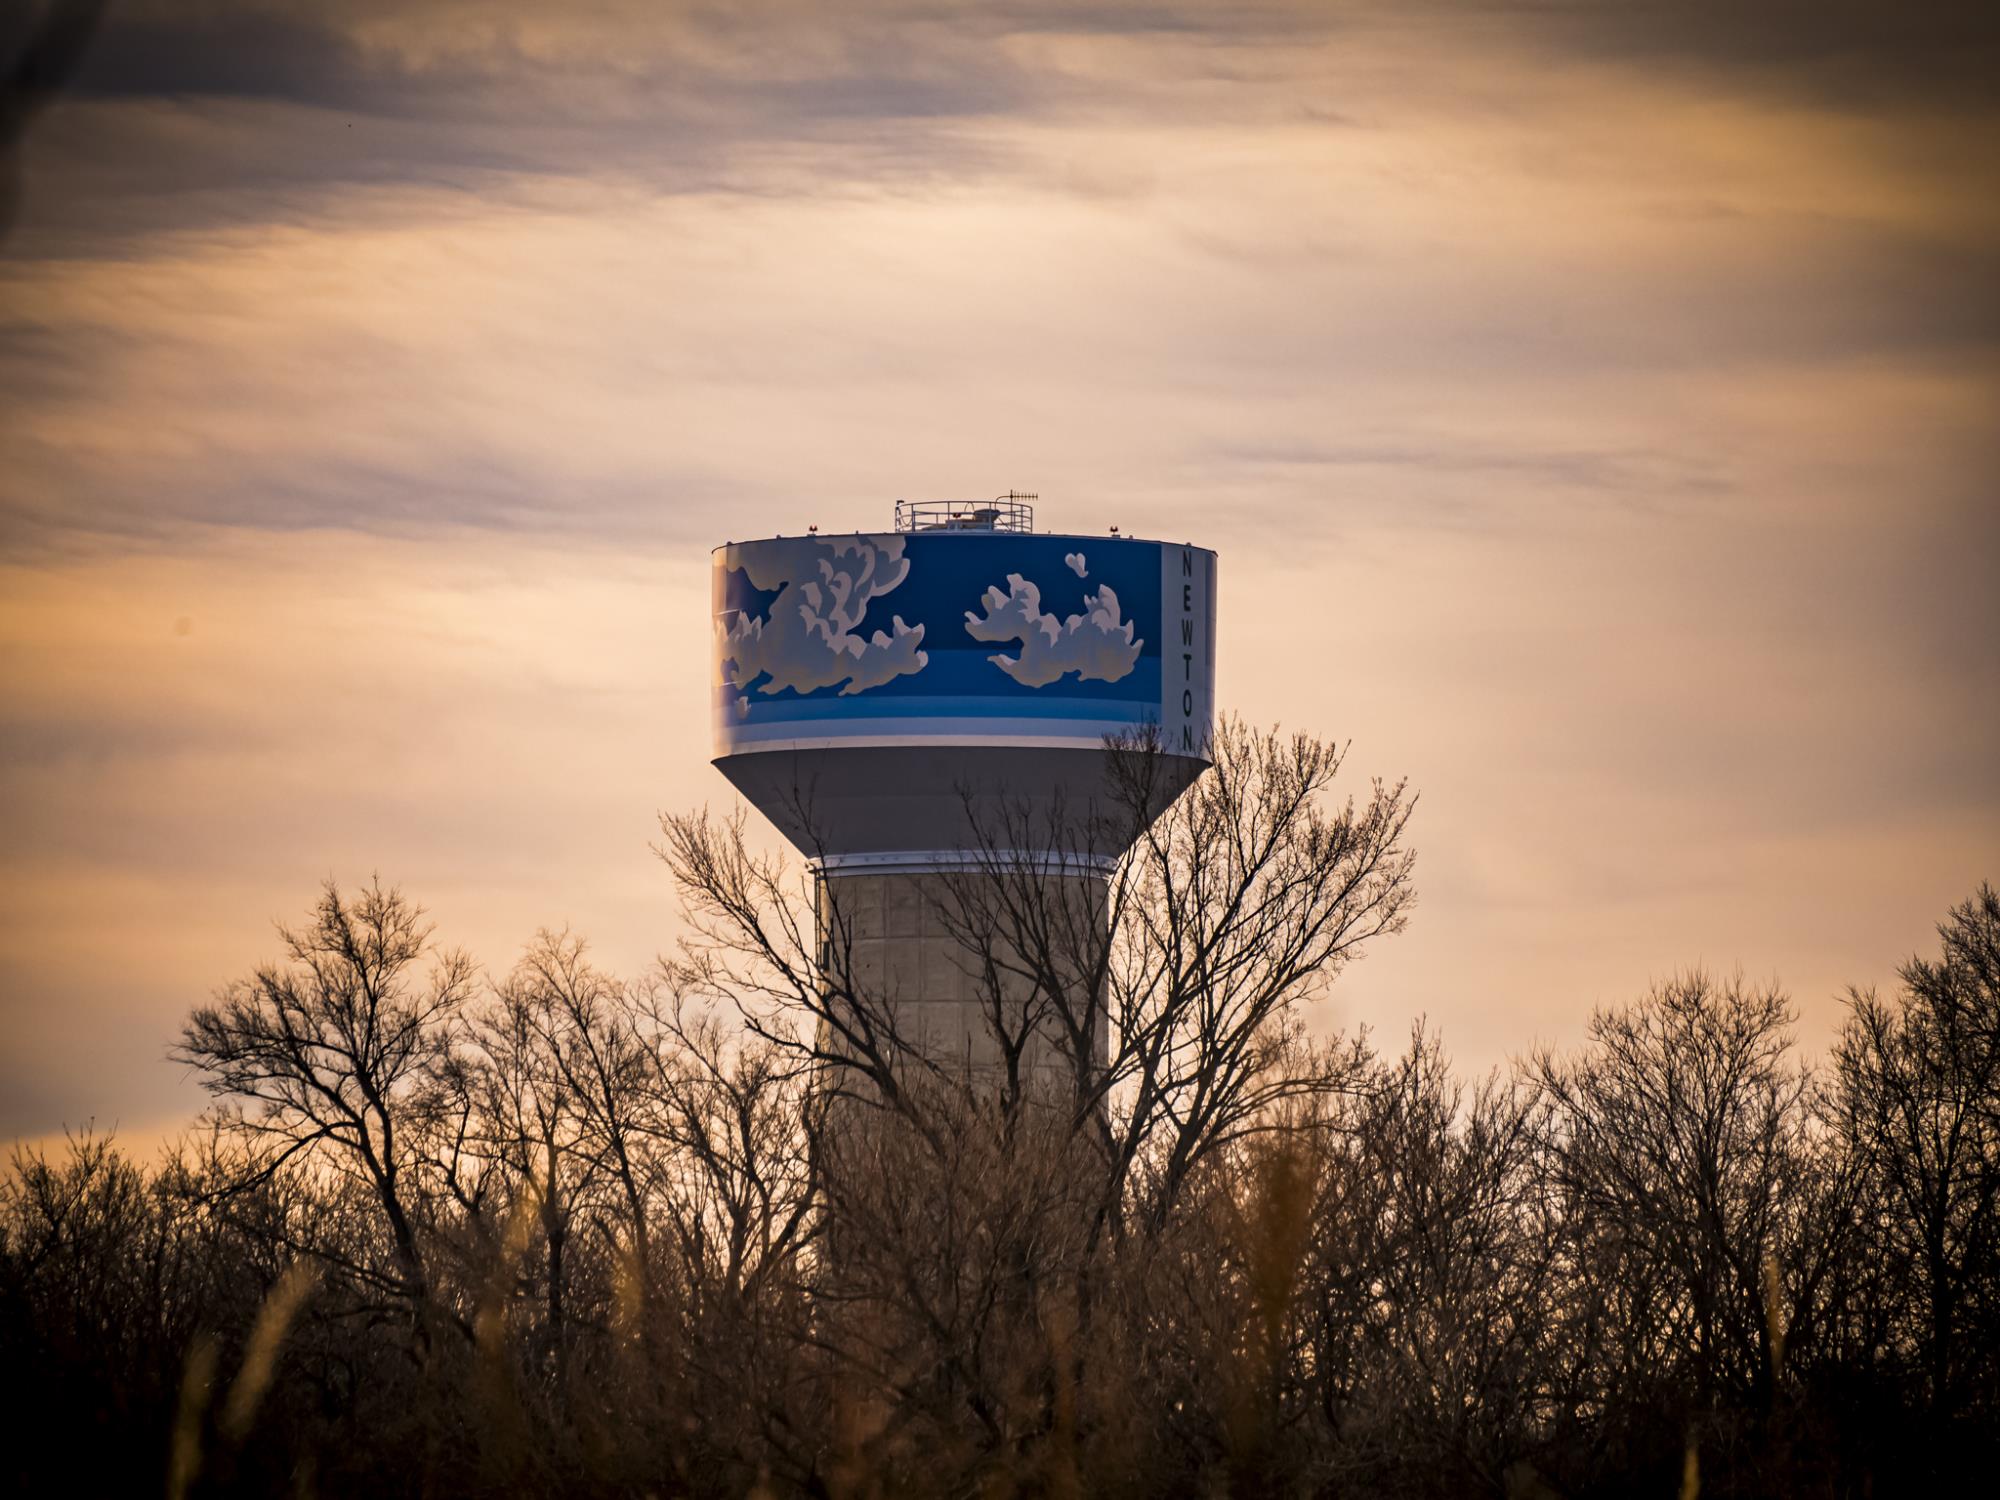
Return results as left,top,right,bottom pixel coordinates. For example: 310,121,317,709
818,868,1109,1084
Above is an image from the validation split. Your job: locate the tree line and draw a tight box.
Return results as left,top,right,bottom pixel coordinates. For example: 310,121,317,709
3,723,1995,1498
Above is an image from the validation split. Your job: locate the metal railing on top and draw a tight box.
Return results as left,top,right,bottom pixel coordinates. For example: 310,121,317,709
894,494,1036,533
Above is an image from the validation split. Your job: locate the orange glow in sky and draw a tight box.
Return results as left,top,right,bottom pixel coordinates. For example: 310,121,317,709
2,0,1995,1150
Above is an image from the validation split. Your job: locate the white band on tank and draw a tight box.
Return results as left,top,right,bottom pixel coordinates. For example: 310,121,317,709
812,849,1119,877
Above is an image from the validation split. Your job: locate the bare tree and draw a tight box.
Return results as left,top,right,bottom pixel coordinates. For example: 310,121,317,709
1527,969,1817,1481
662,721,1414,1213
456,932,632,1401
1830,884,2000,1424
175,878,476,1346
1095,720,1413,1234
1349,1030,1554,1490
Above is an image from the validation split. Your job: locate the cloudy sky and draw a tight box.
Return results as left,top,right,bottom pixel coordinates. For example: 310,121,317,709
3,0,1996,1150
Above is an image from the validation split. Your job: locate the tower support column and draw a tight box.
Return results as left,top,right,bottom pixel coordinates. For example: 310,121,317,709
816,867,1110,1089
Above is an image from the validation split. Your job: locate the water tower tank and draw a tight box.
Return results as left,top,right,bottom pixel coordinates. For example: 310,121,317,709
711,499,1216,1072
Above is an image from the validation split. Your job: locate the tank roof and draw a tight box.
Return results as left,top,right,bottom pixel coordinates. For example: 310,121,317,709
711,517,1207,552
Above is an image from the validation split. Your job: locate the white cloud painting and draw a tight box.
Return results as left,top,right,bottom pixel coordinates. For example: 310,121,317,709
964,573,1142,687
719,535,927,701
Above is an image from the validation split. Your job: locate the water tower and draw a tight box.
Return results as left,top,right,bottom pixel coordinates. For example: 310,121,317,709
710,498,1216,1074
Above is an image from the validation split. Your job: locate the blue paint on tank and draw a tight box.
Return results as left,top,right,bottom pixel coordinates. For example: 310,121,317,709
712,529,1214,771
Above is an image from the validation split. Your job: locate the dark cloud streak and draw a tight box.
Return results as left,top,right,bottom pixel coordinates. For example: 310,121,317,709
11,0,1999,253
0,0,110,237
1490,0,2000,109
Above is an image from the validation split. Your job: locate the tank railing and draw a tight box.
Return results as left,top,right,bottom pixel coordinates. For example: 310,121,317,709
894,495,1036,533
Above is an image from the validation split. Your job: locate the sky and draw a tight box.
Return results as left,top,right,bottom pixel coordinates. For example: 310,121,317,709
2,0,1996,1152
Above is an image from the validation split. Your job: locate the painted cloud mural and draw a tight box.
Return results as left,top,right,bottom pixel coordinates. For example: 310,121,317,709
719,535,928,704
964,573,1143,687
